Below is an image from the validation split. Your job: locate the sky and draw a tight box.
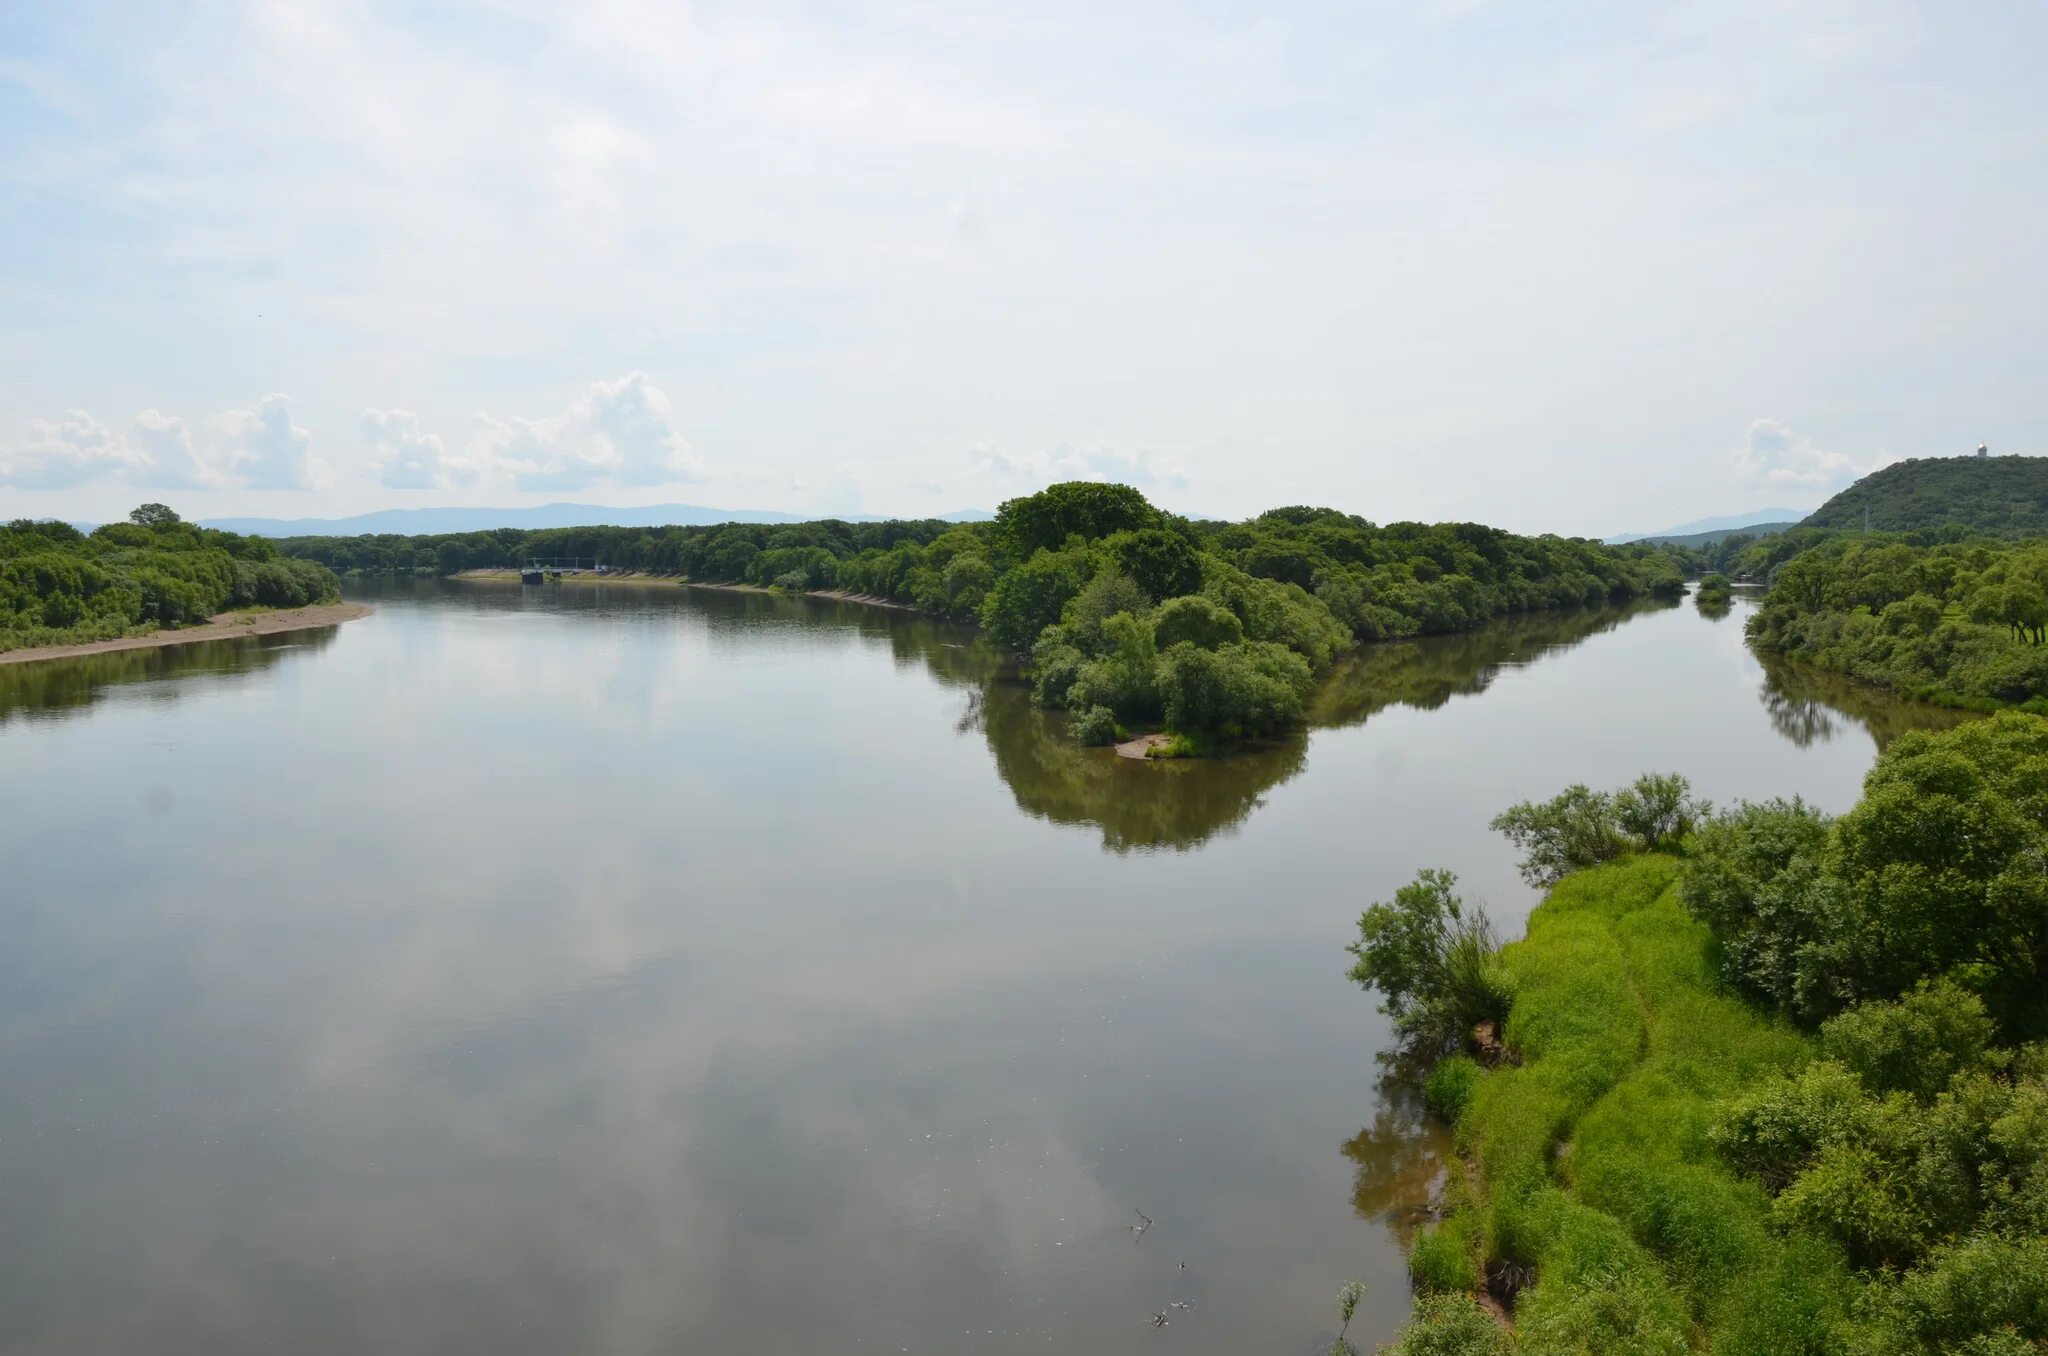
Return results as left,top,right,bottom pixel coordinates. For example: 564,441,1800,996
1,1,2043,535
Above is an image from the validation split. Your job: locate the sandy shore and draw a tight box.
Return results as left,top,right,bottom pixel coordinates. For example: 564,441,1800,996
1114,732,1174,760
0,602,374,667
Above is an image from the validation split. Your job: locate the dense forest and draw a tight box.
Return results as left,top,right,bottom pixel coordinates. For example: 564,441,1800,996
1350,713,2048,1355
280,482,1683,747
1,505,340,654
1803,456,2048,535
1745,536,2048,712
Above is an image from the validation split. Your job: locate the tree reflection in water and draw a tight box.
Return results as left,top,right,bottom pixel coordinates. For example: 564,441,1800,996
1756,653,1971,751
1341,1062,1455,1244
0,629,341,728
985,599,1676,854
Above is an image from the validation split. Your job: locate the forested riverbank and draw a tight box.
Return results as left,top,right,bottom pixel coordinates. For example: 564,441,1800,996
281,482,1681,748
1350,713,2048,1355
1745,537,2048,713
2,505,343,655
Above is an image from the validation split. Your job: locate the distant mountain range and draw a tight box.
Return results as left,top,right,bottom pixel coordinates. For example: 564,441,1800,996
195,502,995,537
1606,508,1808,545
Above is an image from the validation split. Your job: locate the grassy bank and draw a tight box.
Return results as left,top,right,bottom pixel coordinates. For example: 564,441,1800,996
1409,856,1834,1353
1367,715,2048,1354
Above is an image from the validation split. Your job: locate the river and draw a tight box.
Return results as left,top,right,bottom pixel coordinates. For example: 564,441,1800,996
0,581,1961,1354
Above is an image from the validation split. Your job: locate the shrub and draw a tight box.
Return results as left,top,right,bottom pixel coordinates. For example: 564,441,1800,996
1712,1061,1870,1192
1409,1217,1481,1294
1058,568,1151,653
1491,786,1632,887
1820,978,1999,1102
1150,593,1243,651
1386,1294,1511,1356
1425,1054,1485,1123
1515,1263,1690,1356
1070,705,1119,747
1028,638,1087,707
1610,774,1710,850
1155,639,1313,739
1679,798,1836,1015
1875,1235,2048,1352
1065,611,1161,723
1348,870,1508,1057
1772,1140,1936,1270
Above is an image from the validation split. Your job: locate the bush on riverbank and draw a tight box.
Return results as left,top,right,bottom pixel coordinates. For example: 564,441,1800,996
1351,714,2048,1354
1,506,340,653
1487,773,1710,885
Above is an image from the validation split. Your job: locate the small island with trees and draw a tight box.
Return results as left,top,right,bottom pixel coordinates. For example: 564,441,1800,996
276,481,1684,754
1,504,361,664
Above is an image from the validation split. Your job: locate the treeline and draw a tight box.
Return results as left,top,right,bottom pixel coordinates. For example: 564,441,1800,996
2,505,340,653
276,517,973,599
280,482,1682,745
1746,536,2048,712
1351,713,2048,1355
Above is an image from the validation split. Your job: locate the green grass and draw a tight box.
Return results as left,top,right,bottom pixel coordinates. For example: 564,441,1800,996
1419,856,1849,1353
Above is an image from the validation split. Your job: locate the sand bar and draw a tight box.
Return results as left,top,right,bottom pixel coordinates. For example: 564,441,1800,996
0,602,373,667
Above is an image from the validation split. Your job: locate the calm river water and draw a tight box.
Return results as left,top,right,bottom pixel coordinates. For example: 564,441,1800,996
0,582,1959,1354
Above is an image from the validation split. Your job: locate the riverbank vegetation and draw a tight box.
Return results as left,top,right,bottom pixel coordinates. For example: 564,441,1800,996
279,482,1682,747
2,505,340,654
1351,713,2048,1354
1746,536,2048,712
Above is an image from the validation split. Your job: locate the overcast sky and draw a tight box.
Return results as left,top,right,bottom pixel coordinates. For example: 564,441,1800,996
2,1,2041,534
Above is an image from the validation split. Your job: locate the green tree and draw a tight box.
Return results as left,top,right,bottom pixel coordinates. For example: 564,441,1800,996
1680,797,1837,1014
993,481,1158,559
1611,772,1710,849
1151,594,1243,651
1346,869,1507,1055
1106,527,1202,601
1825,712,2048,1034
1819,978,1999,1102
981,547,1093,652
1490,785,1631,886
128,503,182,529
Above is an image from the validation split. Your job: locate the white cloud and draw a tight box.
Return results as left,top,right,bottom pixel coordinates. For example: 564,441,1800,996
1730,418,1893,490
1,399,322,491
969,443,1190,496
363,408,475,490
211,395,326,490
474,373,702,492
130,410,224,489
0,410,146,488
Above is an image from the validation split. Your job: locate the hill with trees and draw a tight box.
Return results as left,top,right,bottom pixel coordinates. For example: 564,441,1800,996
1803,455,2048,535
1,505,340,654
